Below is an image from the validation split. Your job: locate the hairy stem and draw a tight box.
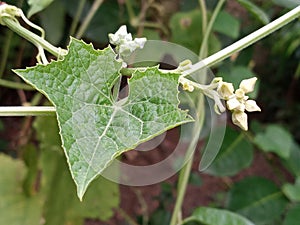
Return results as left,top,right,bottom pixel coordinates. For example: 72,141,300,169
2,17,67,57
199,0,225,59
169,94,205,225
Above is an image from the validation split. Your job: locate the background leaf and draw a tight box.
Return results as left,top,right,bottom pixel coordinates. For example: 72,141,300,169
227,176,288,224
254,124,293,159
204,127,253,176
283,204,300,225
282,177,300,202
191,207,255,225
0,154,43,225
34,116,120,224
272,0,300,9
213,11,240,39
236,0,270,24
281,142,300,176
27,0,54,18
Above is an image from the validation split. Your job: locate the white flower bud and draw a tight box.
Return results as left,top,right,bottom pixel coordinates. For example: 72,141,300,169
217,82,234,100
232,111,248,130
235,88,245,99
239,77,257,93
134,37,147,49
245,100,261,112
109,25,147,59
182,81,194,92
108,25,132,45
226,97,240,110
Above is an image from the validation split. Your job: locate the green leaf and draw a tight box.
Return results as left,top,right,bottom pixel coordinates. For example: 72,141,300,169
190,207,255,225
27,0,54,18
0,154,43,225
236,0,270,24
213,11,240,39
14,38,192,199
22,144,39,196
283,204,300,225
254,124,293,159
205,128,253,176
281,142,300,176
282,177,300,202
227,176,288,224
272,0,300,9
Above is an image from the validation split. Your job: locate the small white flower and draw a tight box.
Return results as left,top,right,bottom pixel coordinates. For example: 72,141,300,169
134,37,147,48
217,82,234,100
226,97,240,110
235,88,245,99
232,111,248,131
245,100,261,112
108,25,147,59
108,25,132,45
239,77,257,93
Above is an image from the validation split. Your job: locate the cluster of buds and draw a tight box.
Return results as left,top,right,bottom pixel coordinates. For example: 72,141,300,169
108,25,147,59
215,77,261,130
179,74,261,131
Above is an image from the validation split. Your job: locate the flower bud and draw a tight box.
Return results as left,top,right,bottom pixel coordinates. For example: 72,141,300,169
226,97,240,110
232,111,248,130
245,100,261,112
217,82,234,100
239,77,257,93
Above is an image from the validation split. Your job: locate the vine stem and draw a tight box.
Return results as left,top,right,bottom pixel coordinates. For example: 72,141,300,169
183,5,300,76
0,29,13,78
75,0,104,39
198,0,225,59
69,0,87,37
2,17,67,57
0,106,55,116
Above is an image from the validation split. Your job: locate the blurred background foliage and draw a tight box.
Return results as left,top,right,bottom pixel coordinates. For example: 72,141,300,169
0,0,300,224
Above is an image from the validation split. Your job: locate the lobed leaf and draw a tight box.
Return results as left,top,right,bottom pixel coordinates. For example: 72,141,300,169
14,38,193,199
